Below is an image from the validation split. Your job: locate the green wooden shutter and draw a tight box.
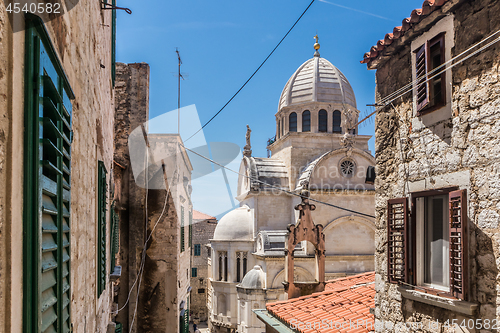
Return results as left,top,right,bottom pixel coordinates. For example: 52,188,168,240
180,206,185,252
110,202,120,271
24,15,74,333
97,162,108,296
188,210,192,248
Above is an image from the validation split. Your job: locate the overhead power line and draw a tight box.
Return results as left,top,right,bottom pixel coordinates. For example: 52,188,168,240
184,0,316,142
353,28,500,129
180,143,376,219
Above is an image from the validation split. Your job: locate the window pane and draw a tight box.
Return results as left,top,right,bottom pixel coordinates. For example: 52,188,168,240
423,195,449,288
318,110,327,132
289,112,297,132
302,110,311,132
333,110,341,133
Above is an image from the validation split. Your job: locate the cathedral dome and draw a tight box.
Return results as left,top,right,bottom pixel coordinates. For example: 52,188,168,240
212,205,253,241
239,265,266,289
278,56,357,111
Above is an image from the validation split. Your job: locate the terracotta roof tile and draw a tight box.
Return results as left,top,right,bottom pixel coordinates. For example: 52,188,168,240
192,210,216,221
361,0,451,66
266,272,375,333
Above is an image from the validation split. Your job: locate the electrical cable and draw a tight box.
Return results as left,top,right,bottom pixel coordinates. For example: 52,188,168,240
179,143,376,219
184,0,316,143
353,28,500,129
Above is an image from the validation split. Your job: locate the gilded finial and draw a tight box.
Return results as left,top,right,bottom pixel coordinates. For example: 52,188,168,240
313,34,320,57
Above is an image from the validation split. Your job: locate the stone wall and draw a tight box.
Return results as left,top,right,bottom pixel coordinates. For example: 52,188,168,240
191,217,218,322
373,0,500,331
0,2,117,332
114,63,150,332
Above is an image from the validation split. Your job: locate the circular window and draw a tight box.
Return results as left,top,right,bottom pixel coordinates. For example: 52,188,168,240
340,159,355,177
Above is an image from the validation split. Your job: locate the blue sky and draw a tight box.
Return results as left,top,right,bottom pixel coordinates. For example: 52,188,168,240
116,0,420,216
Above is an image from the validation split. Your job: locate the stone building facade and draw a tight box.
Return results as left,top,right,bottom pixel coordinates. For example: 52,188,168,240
190,211,218,323
361,0,500,331
208,42,376,333
114,63,193,333
0,2,120,332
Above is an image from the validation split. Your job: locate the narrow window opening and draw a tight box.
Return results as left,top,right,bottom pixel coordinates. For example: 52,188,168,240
302,110,311,132
318,110,327,132
289,112,297,132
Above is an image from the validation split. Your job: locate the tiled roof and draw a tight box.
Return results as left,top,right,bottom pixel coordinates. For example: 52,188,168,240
266,272,375,333
361,0,450,66
193,210,216,221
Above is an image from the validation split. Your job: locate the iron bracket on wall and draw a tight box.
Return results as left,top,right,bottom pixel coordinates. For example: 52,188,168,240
101,2,132,14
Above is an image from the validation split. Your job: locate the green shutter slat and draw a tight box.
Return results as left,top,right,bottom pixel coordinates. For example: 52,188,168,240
42,75,63,106
41,252,58,272
62,278,70,294
43,326,57,333
40,287,57,312
62,189,70,202
42,97,62,123
40,118,63,141
62,205,70,218
40,306,57,333
62,262,69,278
42,234,57,252
40,270,57,292
62,219,70,232
41,160,62,176
62,164,70,175
62,234,70,248
42,215,58,233
41,175,58,196
62,248,70,263
42,195,57,215
40,138,62,162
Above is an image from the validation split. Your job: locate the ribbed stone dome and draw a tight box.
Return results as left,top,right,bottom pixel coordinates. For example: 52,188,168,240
278,57,357,110
239,265,266,289
212,205,253,241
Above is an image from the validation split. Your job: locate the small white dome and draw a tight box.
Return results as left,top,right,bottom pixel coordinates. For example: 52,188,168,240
212,205,253,241
278,57,357,110
239,265,266,289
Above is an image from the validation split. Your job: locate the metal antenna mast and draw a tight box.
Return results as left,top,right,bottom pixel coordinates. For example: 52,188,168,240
175,48,184,134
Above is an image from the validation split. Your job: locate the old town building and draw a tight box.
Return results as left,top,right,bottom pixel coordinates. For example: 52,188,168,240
114,63,193,333
361,0,500,331
0,3,119,332
190,211,218,323
208,40,376,333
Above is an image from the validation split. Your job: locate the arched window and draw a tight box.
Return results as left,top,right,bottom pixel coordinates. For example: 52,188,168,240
218,255,223,281
302,110,311,132
289,112,297,132
318,110,327,132
236,257,241,282
333,110,342,133
243,256,247,276
224,256,228,282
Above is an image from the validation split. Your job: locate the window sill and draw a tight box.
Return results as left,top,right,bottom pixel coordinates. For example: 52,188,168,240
398,286,477,316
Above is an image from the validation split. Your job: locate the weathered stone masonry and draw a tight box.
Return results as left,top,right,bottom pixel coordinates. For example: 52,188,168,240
371,0,500,331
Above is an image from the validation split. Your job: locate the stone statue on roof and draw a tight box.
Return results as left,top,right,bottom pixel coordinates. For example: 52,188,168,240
243,125,252,157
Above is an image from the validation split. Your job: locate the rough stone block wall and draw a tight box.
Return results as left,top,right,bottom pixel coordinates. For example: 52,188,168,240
191,218,218,321
373,0,500,331
0,2,117,332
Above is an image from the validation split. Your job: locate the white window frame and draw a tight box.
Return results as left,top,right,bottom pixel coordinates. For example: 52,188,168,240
415,195,450,291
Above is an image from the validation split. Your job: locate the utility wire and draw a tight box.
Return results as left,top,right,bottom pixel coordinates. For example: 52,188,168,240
353,28,500,129
180,143,376,219
184,0,316,142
